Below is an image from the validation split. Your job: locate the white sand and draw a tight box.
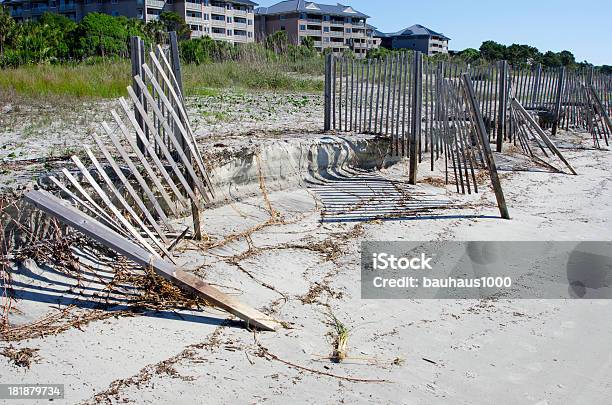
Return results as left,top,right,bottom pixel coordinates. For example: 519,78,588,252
2,127,611,404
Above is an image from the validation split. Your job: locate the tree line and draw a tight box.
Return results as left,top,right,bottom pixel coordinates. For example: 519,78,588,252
0,7,190,67
459,41,611,73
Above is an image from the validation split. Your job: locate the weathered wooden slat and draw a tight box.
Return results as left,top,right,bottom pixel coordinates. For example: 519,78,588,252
100,121,175,227
84,147,173,259
71,156,161,257
90,131,171,242
23,189,279,332
60,168,129,236
462,73,510,219
113,103,187,205
125,88,199,204
511,98,577,175
49,175,124,235
134,74,211,203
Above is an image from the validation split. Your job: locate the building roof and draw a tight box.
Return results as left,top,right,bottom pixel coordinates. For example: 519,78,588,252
255,0,369,18
375,24,450,40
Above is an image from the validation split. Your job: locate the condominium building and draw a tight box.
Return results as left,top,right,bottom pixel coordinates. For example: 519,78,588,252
374,24,450,55
4,0,257,44
254,0,379,57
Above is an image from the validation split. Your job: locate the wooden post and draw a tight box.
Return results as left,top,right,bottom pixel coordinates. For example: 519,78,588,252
409,51,422,185
169,32,202,241
551,67,565,135
496,60,507,152
130,36,146,154
462,73,510,219
324,53,333,131
531,63,542,108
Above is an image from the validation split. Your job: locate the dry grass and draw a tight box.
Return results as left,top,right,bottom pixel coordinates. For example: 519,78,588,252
1,345,40,368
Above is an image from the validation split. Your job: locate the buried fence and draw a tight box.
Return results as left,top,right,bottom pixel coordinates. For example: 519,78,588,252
324,53,612,214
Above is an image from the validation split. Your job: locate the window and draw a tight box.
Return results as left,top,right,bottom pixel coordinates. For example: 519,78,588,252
280,15,286,20
280,25,285,31
345,28,351,33
138,9,143,18
248,19,253,25
112,10,119,15
226,16,232,23
111,0,118,4
323,15,330,21
324,37,330,43
227,30,232,36
299,25,306,31
323,27,329,32
248,31,252,38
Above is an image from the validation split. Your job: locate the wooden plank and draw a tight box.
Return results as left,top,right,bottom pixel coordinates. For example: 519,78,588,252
90,131,171,242
71,156,161,258
462,73,510,219
589,84,612,140
135,74,211,202
409,52,422,185
324,53,332,131
84,147,174,259
131,36,146,153
125,89,199,204
511,98,577,175
114,103,186,205
49,175,124,235
551,67,566,135
100,121,175,227
149,51,207,173
23,189,279,332
143,58,212,192
60,168,129,237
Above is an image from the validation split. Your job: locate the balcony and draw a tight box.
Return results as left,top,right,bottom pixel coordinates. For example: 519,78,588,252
147,0,165,8
211,18,226,27
185,2,202,10
328,30,344,37
186,16,202,24
303,29,321,36
59,3,76,11
210,5,225,14
233,8,248,16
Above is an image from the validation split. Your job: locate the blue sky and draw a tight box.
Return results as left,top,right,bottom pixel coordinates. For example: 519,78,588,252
256,0,612,65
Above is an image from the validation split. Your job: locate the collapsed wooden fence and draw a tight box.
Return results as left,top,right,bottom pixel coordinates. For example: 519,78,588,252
323,52,612,217
20,33,278,331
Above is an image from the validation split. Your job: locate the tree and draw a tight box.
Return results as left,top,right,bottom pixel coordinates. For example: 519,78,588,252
458,48,480,63
301,35,314,50
39,12,77,59
0,5,16,57
542,50,562,67
265,30,289,54
479,40,506,61
558,50,575,67
505,44,541,67
73,13,130,58
159,12,190,40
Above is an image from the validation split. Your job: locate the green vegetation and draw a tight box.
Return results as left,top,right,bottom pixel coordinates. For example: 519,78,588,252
0,9,323,100
0,7,188,66
0,58,322,101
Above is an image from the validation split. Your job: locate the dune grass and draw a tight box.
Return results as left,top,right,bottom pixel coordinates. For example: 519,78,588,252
0,59,323,102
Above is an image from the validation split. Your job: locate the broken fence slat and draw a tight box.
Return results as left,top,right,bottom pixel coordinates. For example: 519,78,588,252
511,98,577,175
23,189,278,332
